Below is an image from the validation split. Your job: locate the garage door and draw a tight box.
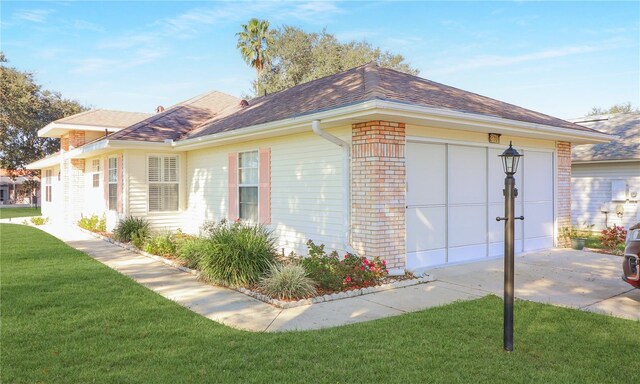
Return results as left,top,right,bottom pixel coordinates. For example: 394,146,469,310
406,141,554,270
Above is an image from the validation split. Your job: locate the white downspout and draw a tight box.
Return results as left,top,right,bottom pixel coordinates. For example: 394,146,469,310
311,120,355,253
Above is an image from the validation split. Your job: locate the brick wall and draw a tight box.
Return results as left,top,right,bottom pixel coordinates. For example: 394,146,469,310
60,137,69,151
351,121,406,270
556,141,572,247
69,130,85,149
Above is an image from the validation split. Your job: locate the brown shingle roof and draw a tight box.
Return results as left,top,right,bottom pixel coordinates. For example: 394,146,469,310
571,113,640,162
108,91,240,142
183,62,596,140
56,109,152,128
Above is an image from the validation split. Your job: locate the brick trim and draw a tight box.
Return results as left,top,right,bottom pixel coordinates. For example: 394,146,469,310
351,120,406,270
556,141,571,247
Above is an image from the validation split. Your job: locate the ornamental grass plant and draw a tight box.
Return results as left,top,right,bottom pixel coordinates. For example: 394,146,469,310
197,220,277,287
258,263,317,300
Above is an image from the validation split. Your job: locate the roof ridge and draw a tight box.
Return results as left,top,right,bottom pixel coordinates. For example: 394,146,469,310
363,62,384,100
56,108,99,122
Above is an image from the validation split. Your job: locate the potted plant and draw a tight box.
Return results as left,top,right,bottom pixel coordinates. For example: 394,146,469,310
561,224,594,250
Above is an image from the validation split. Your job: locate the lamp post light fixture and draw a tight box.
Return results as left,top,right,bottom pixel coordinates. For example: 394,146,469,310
496,141,524,352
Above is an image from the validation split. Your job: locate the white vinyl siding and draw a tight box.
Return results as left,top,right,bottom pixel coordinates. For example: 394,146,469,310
238,151,258,221
186,128,349,255
125,150,186,232
148,155,179,212
572,162,640,230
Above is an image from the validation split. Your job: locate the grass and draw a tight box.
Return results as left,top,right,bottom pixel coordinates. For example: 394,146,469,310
1,223,639,384
0,206,41,219
585,234,626,253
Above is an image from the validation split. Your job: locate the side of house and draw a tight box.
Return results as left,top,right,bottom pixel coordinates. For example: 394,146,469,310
28,64,612,272
571,113,640,231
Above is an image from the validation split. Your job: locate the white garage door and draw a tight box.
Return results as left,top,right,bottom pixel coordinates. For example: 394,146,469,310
406,142,554,270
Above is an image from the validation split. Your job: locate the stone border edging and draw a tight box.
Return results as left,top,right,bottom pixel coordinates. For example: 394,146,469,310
77,226,433,309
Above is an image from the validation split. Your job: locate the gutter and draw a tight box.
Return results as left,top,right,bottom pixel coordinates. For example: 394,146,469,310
175,99,613,151
311,120,355,254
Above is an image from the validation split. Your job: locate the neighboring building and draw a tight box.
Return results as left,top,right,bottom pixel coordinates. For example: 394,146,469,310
0,169,39,206
27,63,610,273
571,113,640,230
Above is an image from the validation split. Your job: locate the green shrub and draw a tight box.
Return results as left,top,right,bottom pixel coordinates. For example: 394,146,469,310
301,240,345,291
97,214,106,232
78,215,99,231
301,240,389,291
29,216,48,225
177,237,214,269
198,220,277,287
78,214,106,232
113,216,149,244
258,263,317,300
144,232,178,257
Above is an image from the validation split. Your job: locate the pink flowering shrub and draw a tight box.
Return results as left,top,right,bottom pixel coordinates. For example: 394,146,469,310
301,240,389,292
601,225,627,253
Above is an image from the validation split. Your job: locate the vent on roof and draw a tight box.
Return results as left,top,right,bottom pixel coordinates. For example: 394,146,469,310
155,105,165,113
239,100,249,108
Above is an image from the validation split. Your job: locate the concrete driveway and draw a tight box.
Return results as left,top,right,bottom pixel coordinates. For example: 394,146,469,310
429,248,640,321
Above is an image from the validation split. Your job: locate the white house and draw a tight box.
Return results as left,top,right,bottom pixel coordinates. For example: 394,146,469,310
571,112,640,230
27,63,611,273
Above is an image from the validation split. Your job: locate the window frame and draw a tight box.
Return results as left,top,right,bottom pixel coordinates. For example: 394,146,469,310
237,150,259,222
91,159,101,188
147,154,179,213
108,156,118,211
44,169,52,203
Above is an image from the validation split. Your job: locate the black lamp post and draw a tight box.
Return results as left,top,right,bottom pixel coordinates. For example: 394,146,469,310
496,141,524,352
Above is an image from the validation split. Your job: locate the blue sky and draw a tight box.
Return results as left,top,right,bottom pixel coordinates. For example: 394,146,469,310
2,1,638,119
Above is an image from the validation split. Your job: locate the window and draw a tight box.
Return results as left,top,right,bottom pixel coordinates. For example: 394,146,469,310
92,159,101,188
45,170,52,202
148,155,178,212
108,157,118,210
238,151,258,221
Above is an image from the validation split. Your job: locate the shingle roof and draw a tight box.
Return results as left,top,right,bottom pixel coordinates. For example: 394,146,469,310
184,62,597,140
571,113,640,162
108,91,240,142
56,109,152,128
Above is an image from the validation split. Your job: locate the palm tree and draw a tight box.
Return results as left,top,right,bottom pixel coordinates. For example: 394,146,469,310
236,18,274,95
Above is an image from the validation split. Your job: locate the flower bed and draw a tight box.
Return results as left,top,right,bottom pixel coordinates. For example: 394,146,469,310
77,220,432,308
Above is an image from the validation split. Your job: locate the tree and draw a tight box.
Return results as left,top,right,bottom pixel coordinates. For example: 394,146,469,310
236,18,275,95
0,53,86,179
587,102,639,116
254,26,419,95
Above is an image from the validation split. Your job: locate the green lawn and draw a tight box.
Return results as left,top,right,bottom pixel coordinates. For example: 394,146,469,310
585,234,626,253
1,223,639,383
0,206,41,219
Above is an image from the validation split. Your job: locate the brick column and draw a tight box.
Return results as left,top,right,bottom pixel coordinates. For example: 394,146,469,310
556,141,572,247
69,130,85,149
351,121,406,271
60,137,69,151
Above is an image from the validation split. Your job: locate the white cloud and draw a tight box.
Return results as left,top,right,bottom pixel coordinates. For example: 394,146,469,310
14,9,52,23
429,41,621,76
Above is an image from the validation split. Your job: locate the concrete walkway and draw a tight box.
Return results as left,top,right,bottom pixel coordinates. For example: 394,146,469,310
35,224,480,332
24,223,639,331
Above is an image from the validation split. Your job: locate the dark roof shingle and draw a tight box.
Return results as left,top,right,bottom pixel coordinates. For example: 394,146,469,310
184,63,597,140
108,91,240,142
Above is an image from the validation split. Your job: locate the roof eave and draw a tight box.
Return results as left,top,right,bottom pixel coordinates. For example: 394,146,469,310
174,99,614,150
572,158,640,165
38,122,123,138
26,153,63,169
